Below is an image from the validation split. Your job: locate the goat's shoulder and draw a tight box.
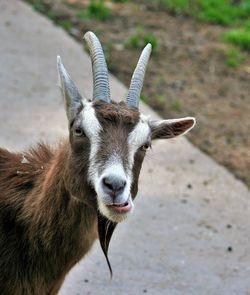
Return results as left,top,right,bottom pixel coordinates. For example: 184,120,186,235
0,143,54,203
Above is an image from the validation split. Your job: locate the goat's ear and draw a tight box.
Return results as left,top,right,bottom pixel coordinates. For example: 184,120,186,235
57,56,84,122
150,117,196,140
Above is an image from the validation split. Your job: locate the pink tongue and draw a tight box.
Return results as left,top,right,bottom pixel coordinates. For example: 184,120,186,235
110,202,131,213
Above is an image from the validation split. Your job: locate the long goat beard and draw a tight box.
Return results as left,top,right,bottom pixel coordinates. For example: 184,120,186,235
98,213,117,278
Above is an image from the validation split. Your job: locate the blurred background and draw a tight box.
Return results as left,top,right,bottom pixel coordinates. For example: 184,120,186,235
24,0,250,188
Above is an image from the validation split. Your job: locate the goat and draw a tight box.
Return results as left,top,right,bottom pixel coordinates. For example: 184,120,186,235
0,31,195,295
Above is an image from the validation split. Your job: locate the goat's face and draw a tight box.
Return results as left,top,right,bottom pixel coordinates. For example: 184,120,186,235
57,32,195,223
69,100,151,222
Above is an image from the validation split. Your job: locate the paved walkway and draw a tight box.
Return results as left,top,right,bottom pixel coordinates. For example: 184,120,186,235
0,1,249,294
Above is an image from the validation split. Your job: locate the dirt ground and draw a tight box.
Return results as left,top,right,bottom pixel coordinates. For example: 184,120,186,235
26,0,250,187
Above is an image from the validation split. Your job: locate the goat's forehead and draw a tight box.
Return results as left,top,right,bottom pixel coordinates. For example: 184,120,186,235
93,100,141,125
78,101,150,143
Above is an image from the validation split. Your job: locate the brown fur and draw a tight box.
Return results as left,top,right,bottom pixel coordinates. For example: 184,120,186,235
0,98,193,294
94,101,141,175
0,102,146,295
0,142,98,294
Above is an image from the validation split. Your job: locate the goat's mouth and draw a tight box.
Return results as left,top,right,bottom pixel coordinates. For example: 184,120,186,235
107,201,132,214
98,195,134,223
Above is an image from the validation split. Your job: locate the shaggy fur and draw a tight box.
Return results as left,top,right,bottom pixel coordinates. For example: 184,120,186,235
0,102,146,294
0,143,98,294
0,97,195,294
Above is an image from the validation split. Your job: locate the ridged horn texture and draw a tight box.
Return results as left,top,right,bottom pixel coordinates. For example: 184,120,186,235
57,56,84,121
127,44,152,108
84,31,111,103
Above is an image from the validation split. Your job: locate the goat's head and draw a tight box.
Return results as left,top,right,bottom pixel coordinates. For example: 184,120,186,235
57,32,195,271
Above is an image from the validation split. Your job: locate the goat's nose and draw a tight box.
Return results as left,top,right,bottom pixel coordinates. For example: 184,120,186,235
102,175,126,197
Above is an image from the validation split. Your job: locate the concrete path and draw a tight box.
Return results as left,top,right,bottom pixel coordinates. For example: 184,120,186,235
0,1,249,294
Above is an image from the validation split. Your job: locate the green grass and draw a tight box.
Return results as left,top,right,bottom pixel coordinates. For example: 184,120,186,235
27,0,250,52
58,20,73,31
77,9,89,19
157,0,192,15
78,0,111,21
158,0,250,24
28,0,46,13
157,0,250,51
140,94,148,102
224,47,245,67
171,99,182,112
223,28,250,51
112,0,129,2
155,95,166,103
126,28,159,52
198,0,250,25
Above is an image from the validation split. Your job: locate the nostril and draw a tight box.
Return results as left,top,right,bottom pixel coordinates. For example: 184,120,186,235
115,180,126,193
102,176,126,194
102,177,114,191
119,180,126,191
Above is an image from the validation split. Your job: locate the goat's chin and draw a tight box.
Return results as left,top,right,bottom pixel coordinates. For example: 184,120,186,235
98,199,134,223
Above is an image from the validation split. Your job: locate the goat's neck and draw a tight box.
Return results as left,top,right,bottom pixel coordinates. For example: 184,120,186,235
23,141,98,253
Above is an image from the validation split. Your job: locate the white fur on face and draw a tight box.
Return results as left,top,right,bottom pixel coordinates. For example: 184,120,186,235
80,102,102,186
97,154,131,195
79,103,132,222
80,106,150,223
127,114,151,171
95,153,134,222
95,114,150,222
98,197,134,223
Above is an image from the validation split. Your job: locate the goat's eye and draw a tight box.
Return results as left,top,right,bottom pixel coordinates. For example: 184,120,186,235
140,143,151,151
74,127,85,137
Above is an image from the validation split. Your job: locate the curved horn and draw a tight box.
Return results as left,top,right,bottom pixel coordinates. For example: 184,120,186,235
84,31,111,103
57,56,85,122
127,44,152,108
